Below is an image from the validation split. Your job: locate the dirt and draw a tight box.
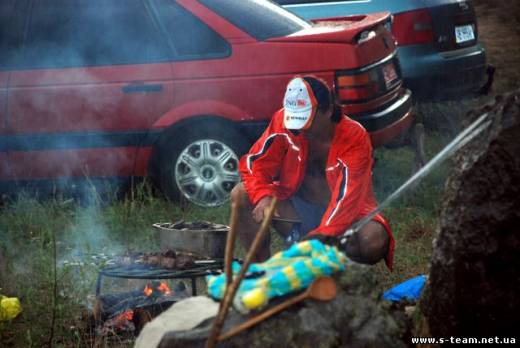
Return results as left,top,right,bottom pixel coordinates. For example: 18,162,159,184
474,0,520,95
374,0,520,292
422,88,520,338
157,265,408,348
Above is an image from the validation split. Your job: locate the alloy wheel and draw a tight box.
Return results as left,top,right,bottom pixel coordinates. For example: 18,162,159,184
174,139,240,207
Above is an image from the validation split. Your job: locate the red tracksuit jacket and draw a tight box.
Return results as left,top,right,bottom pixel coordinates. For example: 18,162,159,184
239,109,395,269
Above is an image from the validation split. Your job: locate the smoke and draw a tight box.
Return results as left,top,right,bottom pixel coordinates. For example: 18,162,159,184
61,204,121,264
0,0,172,187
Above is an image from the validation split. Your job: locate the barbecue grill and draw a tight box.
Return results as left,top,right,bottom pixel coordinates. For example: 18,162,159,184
96,259,225,297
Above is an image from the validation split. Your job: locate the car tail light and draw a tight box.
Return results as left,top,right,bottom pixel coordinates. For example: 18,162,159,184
335,71,380,103
392,9,434,45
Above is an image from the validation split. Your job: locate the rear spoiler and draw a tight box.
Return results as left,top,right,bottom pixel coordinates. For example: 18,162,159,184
268,12,391,44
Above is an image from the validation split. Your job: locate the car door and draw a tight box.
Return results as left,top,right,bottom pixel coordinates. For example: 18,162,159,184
0,71,9,182
6,0,174,182
0,0,29,182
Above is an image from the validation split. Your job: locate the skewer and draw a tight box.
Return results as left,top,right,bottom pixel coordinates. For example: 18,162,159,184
225,202,239,286
205,197,278,348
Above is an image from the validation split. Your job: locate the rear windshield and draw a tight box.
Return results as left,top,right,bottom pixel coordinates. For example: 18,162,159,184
198,0,311,41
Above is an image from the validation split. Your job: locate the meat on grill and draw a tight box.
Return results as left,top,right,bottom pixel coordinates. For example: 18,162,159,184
118,249,202,269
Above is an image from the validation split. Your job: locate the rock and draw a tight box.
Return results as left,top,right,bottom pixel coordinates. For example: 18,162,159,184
135,296,219,348
421,90,520,337
158,264,407,348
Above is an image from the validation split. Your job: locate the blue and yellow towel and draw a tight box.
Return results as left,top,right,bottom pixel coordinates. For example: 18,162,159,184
207,240,348,311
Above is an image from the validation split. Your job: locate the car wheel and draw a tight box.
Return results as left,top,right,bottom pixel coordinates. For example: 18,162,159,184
153,122,247,207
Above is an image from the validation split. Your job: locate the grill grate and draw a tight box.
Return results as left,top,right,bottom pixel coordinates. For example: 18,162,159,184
96,259,225,296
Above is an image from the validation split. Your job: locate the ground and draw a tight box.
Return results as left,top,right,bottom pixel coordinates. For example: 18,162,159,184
0,1,519,346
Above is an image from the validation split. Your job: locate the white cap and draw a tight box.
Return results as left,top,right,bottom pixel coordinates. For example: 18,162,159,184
283,77,318,130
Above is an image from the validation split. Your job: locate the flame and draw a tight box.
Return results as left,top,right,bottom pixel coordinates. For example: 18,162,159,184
122,310,134,321
143,283,153,297
158,282,172,295
143,281,172,297
115,310,134,323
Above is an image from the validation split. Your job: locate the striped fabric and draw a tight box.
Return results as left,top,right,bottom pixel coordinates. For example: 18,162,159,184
246,132,300,174
325,159,349,226
206,240,348,311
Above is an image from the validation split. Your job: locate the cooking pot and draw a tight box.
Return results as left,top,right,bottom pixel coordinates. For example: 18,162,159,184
153,221,228,259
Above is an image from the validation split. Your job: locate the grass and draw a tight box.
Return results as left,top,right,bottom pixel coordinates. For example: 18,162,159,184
474,0,520,95
0,127,453,347
0,184,230,347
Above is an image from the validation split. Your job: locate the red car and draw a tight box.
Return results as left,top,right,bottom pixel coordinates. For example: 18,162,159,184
0,0,413,207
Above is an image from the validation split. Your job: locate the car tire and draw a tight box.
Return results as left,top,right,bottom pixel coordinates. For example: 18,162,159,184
151,120,248,207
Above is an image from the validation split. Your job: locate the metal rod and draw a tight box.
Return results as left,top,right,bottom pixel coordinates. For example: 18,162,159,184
205,197,278,348
225,201,239,287
95,274,103,297
340,112,491,243
271,216,302,224
191,277,197,296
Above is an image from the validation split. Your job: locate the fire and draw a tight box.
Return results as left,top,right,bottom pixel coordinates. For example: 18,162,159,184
113,310,134,325
158,282,172,295
121,310,134,321
143,283,153,297
143,281,172,297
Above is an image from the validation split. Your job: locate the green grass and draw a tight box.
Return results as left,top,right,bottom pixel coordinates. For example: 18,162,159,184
0,184,231,347
0,129,453,347
371,131,452,288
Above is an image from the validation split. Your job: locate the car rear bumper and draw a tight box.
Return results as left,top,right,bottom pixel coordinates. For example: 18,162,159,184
398,43,488,101
348,88,414,147
238,88,414,148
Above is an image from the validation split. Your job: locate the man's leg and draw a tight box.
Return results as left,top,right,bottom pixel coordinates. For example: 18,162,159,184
344,221,390,265
270,199,300,240
230,183,300,262
230,183,269,262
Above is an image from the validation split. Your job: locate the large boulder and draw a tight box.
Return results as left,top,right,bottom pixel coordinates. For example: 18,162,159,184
158,264,407,348
422,91,520,337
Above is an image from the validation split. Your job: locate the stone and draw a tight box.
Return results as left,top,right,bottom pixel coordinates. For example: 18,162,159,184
135,296,219,348
421,90,520,337
158,264,407,348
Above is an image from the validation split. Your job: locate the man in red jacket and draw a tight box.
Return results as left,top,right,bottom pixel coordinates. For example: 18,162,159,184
231,75,394,269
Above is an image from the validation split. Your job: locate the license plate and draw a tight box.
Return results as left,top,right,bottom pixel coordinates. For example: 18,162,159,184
455,24,475,43
383,63,398,88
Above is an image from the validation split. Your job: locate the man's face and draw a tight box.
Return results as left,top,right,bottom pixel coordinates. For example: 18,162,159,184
303,104,333,138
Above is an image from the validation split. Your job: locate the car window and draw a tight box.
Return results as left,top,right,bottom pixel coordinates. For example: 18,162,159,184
22,0,172,69
0,0,29,70
149,0,230,60
199,0,311,41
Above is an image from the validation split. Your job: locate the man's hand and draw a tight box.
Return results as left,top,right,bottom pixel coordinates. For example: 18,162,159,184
252,196,276,224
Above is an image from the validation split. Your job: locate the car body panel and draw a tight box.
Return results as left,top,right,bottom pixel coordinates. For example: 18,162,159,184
156,11,398,130
8,148,139,180
6,63,174,180
278,0,488,100
8,64,174,133
398,42,486,98
271,12,391,43
281,0,423,18
0,0,413,192
0,72,9,180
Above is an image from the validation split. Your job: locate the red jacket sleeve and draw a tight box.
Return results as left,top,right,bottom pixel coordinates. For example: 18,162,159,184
309,134,373,236
239,124,289,205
